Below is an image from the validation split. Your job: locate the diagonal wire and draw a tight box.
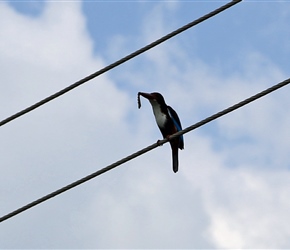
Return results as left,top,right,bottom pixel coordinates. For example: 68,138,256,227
0,0,242,127
0,76,289,224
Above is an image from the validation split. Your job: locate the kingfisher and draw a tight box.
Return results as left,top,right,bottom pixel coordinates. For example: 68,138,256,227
138,92,184,173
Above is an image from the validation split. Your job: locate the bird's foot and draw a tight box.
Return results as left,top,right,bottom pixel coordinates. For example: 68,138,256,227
157,135,171,146
157,140,163,146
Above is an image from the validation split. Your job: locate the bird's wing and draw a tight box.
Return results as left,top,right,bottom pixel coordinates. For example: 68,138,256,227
167,106,182,131
167,106,184,149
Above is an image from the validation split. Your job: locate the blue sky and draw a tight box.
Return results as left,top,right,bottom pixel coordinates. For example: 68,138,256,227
1,0,290,248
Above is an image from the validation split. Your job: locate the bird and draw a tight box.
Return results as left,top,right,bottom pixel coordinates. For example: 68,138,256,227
138,92,184,173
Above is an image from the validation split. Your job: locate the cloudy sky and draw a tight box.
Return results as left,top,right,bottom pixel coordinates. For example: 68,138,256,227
0,0,290,248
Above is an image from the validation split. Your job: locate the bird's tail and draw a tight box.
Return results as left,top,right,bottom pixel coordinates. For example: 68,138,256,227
171,144,179,173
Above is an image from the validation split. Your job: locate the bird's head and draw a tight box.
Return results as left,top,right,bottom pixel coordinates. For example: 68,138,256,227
138,92,166,108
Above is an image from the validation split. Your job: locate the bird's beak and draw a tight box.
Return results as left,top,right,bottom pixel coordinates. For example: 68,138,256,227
138,92,154,100
138,92,156,109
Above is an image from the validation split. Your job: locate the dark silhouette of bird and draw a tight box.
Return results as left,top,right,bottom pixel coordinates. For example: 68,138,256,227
138,92,184,173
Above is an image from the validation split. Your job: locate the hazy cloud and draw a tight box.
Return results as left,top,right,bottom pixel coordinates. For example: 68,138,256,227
1,1,290,248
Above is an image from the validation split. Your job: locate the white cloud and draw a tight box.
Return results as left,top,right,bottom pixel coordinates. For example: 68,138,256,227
204,168,290,248
0,2,131,248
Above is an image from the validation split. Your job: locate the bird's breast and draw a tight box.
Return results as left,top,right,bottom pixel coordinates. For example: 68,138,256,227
150,102,167,128
154,110,167,128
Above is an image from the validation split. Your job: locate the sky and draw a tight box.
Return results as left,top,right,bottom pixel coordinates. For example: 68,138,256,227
0,0,290,248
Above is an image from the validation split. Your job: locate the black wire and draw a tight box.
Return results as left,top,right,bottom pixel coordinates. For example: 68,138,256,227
0,76,289,224
0,0,242,127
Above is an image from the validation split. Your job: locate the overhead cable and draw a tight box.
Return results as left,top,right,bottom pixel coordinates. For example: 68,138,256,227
0,0,242,127
0,76,289,223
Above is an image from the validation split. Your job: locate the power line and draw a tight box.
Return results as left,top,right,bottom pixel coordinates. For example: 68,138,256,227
0,0,242,127
0,77,289,224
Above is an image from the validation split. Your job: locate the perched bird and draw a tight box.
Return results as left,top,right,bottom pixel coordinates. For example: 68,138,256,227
138,92,184,173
